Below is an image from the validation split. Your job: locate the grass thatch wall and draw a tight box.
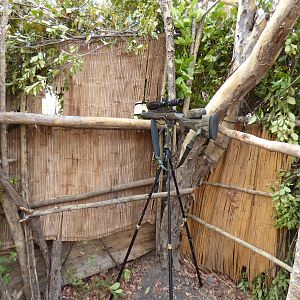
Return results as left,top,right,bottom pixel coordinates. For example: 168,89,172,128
0,36,166,250
181,124,291,282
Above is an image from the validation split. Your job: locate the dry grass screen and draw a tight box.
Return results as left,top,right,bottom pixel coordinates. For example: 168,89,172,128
181,124,291,282
0,36,165,248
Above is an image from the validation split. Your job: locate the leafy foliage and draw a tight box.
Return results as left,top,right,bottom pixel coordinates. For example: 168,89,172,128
6,0,161,99
251,21,300,144
272,162,300,230
172,0,203,99
191,3,236,107
251,270,290,300
172,1,236,102
65,268,123,299
0,251,17,285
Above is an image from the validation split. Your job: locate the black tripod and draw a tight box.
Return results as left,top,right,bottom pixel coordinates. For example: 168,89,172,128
109,118,202,300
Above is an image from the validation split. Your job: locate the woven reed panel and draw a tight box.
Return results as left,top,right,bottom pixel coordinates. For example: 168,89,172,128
0,36,165,247
181,124,292,282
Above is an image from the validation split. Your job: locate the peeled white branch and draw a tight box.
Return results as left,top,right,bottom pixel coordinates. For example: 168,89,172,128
219,125,300,158
0,112,151,130
187,214,293,273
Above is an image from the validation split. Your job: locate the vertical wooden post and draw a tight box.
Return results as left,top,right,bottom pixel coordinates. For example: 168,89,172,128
287,225,300,300
48,241,62,300
20,96,41,299
0,1,32,299
0,0,8,177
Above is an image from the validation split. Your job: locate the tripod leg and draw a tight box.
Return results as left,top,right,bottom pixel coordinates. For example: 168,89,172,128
169,159,203,288
109,167,162,300
166,149,174,300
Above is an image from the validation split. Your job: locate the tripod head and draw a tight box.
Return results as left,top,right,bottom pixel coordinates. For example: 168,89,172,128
141,100,219,168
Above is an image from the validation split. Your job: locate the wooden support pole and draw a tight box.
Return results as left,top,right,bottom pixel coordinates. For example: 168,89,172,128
287,224,300,300
29,179,271,213
202,181,271,197
187,214,293,273
218,125,300,158
20,96,41,300
21,188,194,219
30,176,162,209
0,169,50,276
0,112,151,130
0,0,8,177
48,241,62,300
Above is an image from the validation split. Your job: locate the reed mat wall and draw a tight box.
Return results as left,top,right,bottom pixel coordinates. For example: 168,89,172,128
181,124,292,282
0,36,165,250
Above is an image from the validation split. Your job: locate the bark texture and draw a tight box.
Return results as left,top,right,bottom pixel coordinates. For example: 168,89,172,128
1,193,31,299
287,226,300,300
48,241,62,300
161,0,176,101
0,0,8,176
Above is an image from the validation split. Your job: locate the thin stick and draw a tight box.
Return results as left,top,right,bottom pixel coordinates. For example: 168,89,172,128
30,176,163,208
20,188,195,219
202,180,271,197
100,239,121,270
187,214,293,272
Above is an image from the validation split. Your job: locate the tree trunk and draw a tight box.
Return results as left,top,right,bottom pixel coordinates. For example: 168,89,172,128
286,225,300,300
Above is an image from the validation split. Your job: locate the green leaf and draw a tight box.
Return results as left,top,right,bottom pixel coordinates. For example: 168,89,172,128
287,96,296,105
123,268,131,282
110,282,120,291
248,114,257,125
144,286,150,294
114,288,123,294
291,133,298,141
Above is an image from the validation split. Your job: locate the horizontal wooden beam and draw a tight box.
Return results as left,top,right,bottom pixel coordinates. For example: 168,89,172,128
187,214,293,272
219,125,300,158
30,176,164,208
202,181,271,197
20,188,194,219
0,112,151,130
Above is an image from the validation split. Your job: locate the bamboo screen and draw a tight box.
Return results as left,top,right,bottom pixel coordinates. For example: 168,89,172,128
181,124,291,282
0,36,165,249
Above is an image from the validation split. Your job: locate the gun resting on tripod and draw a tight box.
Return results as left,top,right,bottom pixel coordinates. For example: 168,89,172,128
141,111,216,140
